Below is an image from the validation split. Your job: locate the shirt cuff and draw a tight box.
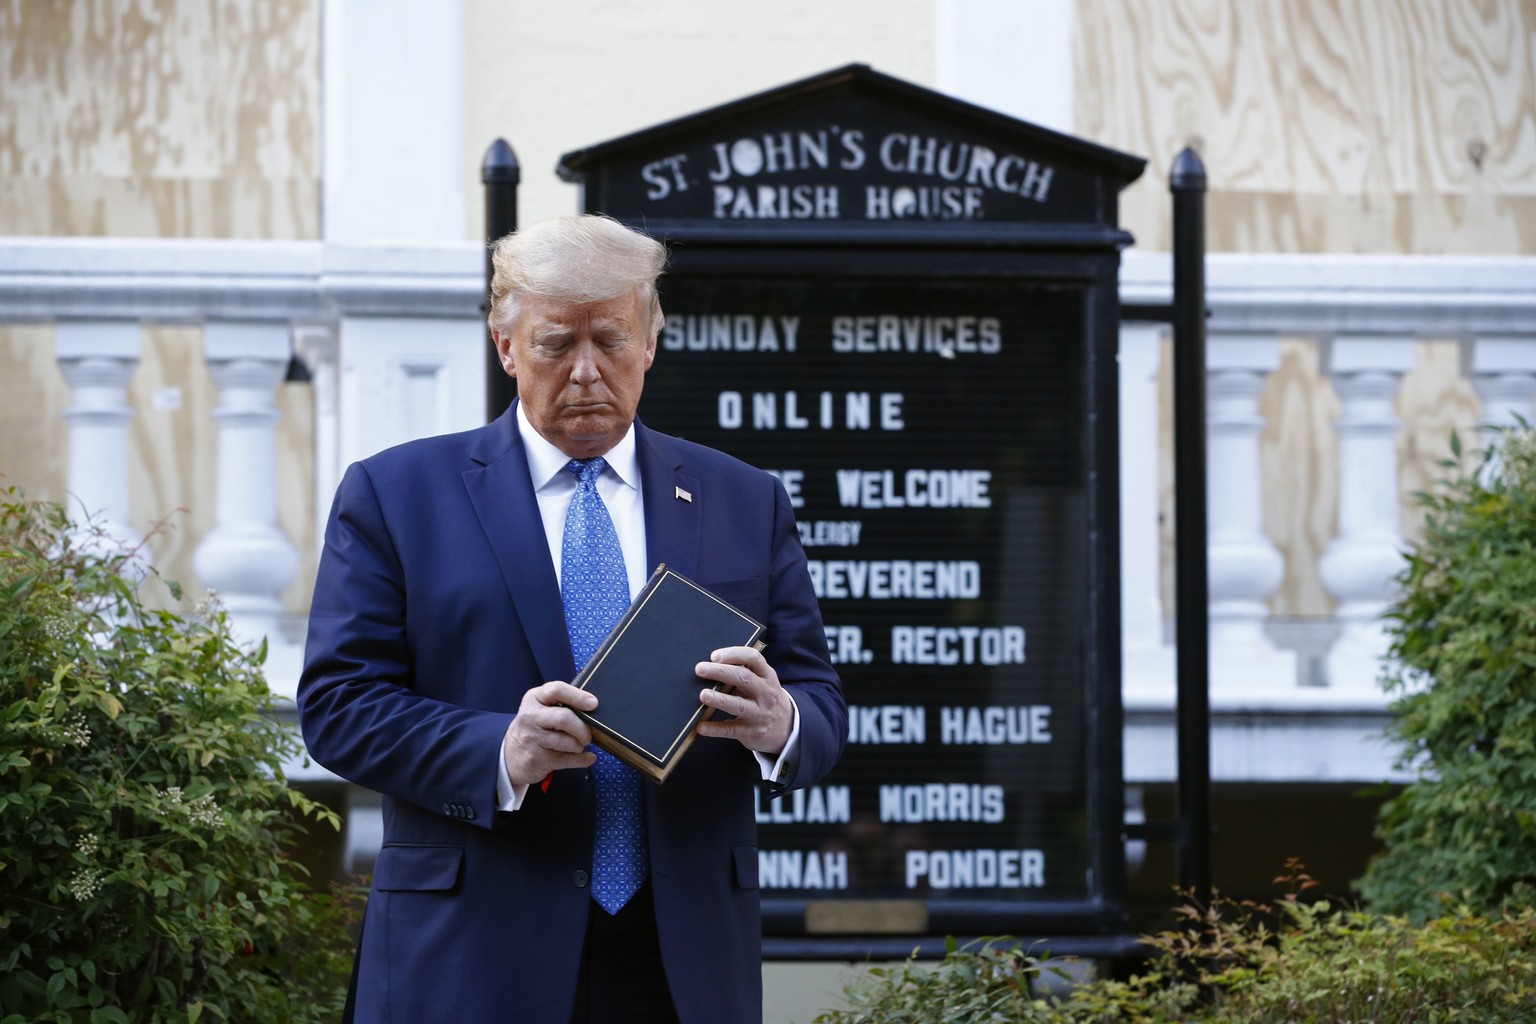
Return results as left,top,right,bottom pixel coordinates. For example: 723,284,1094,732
496,732,530,812
752,691,801,787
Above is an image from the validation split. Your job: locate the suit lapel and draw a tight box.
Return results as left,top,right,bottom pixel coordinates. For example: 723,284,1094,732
636,421,701,583
462,405,577,683
461,413,699,684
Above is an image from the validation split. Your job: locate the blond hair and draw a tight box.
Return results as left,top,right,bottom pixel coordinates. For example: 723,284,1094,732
487,215,666,335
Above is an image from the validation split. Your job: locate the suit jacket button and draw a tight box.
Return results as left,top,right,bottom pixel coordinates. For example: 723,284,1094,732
574,869,590,888
465,806,476,820
442,803,452,815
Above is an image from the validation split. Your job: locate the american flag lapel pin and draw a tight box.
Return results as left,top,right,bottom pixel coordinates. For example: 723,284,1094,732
676,485,693,503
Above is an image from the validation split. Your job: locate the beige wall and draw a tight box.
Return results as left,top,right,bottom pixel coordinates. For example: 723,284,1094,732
1076,0,1536,255
462,0,937,230
0,326,69,503
466,0,1536,255
1075,0,1524,617
0,0,321,239
18,0,1523,258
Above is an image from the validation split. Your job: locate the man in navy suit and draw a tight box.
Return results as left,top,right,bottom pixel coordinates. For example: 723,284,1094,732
298,215,846,1023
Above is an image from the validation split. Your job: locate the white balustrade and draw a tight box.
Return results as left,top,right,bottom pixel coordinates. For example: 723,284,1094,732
192,322,300,659
8,241,1536,783
54,320,146,568
1316,336,1414,695
1206,334,1294,693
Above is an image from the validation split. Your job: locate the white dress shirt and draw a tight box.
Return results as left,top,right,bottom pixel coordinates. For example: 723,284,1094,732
496,405,799,810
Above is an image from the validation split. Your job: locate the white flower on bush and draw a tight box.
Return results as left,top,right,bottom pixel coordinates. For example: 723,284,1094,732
68,831,106,901
158,786,228,829
192,589,222,622
59,712,91,747
67,867,102,902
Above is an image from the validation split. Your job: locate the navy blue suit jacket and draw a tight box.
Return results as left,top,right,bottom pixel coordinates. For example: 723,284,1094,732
298,405,846,1024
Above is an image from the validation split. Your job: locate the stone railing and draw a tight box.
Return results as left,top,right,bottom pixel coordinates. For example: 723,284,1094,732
1120,250,1536,782
3,238,1533,785
0,238,487,720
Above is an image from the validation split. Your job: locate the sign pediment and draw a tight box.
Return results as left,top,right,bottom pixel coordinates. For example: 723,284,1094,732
558,64,1144,232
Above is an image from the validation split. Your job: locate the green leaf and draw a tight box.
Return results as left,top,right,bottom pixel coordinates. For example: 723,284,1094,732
92,692,122,720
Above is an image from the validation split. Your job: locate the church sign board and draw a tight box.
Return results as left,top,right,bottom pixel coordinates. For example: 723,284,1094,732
558,65,1145,955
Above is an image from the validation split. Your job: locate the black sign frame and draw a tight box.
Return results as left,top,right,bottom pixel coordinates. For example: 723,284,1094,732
557,65,1144,957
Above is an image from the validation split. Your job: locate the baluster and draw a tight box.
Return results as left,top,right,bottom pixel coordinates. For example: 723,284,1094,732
55,321,146,567
1207,335,1295,693
294,323,341,553
1471,337,1536,472
192,322,299,659
1317,337,1413,695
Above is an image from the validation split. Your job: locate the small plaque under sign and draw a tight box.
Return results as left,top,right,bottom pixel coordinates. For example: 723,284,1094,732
805,900,929,935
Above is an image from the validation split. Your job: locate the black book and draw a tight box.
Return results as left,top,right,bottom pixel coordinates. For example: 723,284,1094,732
571,564,766,783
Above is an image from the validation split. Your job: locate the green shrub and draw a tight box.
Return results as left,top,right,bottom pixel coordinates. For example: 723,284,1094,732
1205,901,1536,1023
813,865,1536,1022
1082,884,1536,1023
811,936,1062,1023
1357,426,1536,920
0,494,353,1023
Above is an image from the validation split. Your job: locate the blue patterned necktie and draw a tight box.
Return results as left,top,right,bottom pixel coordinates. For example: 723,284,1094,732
560,457,648,914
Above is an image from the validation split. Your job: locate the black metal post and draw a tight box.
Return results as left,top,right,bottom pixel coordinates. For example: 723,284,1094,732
1170,146,1211,899
482,138,521,422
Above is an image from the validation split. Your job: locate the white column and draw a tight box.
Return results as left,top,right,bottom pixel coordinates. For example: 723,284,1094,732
324,0,466,243
55,321,146,566
1207,335,1295,694
192,323,299,657
337,316,486,466
1119,323,1174,707
934,0,1074,131
1318,336,1414,695
1471,336,1536,465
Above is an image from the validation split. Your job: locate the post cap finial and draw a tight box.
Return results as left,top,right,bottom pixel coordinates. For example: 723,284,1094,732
1170,146,1207,192
482,138,521,185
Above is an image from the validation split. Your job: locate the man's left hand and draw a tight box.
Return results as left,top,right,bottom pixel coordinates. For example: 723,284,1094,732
694,646,793,755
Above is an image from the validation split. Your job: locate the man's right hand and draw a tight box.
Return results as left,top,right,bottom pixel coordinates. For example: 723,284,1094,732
503,681,599,785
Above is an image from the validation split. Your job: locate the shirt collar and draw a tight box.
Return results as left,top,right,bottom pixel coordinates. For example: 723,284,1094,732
516,400,640,493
